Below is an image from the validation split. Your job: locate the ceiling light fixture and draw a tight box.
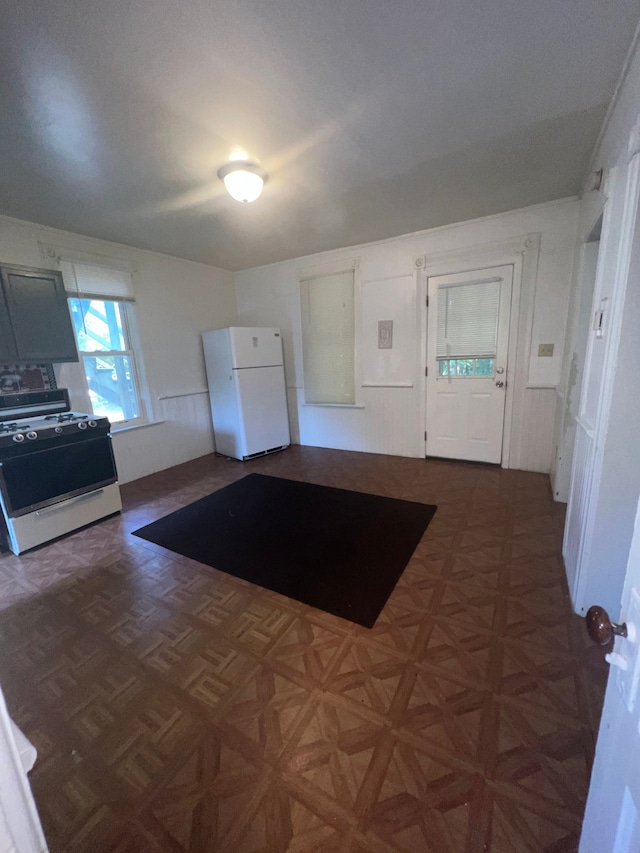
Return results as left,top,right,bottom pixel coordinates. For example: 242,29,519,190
217,161,267,203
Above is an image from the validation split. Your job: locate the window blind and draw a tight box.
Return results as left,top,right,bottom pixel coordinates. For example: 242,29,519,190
436,279,501,359
301,270,355,404
60,260,134,300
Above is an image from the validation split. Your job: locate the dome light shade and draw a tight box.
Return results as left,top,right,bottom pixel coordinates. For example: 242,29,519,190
217,161,267,203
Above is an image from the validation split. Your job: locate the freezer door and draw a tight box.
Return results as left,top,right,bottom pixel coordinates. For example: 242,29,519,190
235,366,290,457
229,327,283,369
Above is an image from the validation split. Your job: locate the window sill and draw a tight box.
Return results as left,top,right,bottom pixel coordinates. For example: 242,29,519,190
111,420,165,434
301,403,365,409
361,382,414,388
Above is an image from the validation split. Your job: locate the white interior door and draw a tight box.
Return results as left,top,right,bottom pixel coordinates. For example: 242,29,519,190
580,496,640,852
426,265,513,463
0,685,48,853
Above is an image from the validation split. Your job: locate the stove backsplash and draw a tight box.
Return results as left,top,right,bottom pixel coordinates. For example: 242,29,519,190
0,364,57,394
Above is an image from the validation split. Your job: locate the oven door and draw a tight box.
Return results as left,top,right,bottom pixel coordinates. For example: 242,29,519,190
0,435,118,518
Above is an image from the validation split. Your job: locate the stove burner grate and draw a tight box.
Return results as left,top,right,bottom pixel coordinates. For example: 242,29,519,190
44,413,88,423
0,422,27,434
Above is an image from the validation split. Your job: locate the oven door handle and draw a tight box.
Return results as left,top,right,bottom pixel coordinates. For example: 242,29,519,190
34,489,104,517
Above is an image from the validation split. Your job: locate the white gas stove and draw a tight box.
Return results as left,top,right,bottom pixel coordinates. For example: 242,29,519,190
0,389,122,554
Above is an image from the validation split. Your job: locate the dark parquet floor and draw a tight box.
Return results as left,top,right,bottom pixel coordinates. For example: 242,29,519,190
0,447,608,852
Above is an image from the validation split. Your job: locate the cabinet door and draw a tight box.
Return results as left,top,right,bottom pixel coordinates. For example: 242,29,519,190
0,284,18,360
1,265,79,362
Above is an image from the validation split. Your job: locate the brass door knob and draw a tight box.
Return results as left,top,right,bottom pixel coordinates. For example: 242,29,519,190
586,605,628,645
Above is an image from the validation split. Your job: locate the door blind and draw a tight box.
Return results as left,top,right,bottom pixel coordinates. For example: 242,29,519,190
301,270,355,404
436,278,501,359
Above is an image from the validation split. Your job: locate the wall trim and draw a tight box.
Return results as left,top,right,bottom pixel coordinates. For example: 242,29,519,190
157,390,208,400
361,382,414,388
38,241,137,274
296,256,360,281
361,272,413,284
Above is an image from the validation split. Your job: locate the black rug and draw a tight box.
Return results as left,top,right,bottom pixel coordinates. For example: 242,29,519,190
132,474,436,628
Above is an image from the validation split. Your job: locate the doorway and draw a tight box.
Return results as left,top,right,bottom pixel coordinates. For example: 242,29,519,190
425,265,513,464
563,161,635,618
553,217,601,504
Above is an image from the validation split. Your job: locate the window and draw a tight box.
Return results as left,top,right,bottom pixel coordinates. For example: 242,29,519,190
60,260,146,427
300,270,355,405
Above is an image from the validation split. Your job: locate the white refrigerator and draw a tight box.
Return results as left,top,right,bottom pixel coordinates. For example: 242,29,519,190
202,327,290,461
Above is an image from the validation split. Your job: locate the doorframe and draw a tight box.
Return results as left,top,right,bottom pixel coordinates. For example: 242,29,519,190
568,117,640,615
551,231,602,502
415,233,540,468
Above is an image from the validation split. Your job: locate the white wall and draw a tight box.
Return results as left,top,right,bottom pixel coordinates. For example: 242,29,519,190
0,215,237,483
235,198,579,472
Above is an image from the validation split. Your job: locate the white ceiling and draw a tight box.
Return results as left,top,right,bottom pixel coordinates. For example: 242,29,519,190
1,0,638,270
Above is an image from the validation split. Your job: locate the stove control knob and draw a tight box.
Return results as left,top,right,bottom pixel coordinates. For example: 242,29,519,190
26,431,38,440
54,426,63,434
78,421,88,430
12,433,25,443
88,420,97,428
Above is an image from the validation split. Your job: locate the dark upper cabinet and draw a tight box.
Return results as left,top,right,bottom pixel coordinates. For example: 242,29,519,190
0,283,18,361
0,264,78,363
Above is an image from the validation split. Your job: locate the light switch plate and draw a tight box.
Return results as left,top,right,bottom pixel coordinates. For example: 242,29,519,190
538,343,554,357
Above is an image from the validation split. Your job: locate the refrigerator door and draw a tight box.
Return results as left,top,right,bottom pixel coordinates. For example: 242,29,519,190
235,365,290,457
229,327,283,369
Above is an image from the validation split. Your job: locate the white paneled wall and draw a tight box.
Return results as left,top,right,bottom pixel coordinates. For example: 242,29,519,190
112,392,215,484
518,388,558,473
295,386,419,457
235,199,579,472
156,392,214,464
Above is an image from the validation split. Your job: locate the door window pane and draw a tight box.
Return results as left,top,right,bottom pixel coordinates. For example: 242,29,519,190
437,358,495,377
474,358,494,376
